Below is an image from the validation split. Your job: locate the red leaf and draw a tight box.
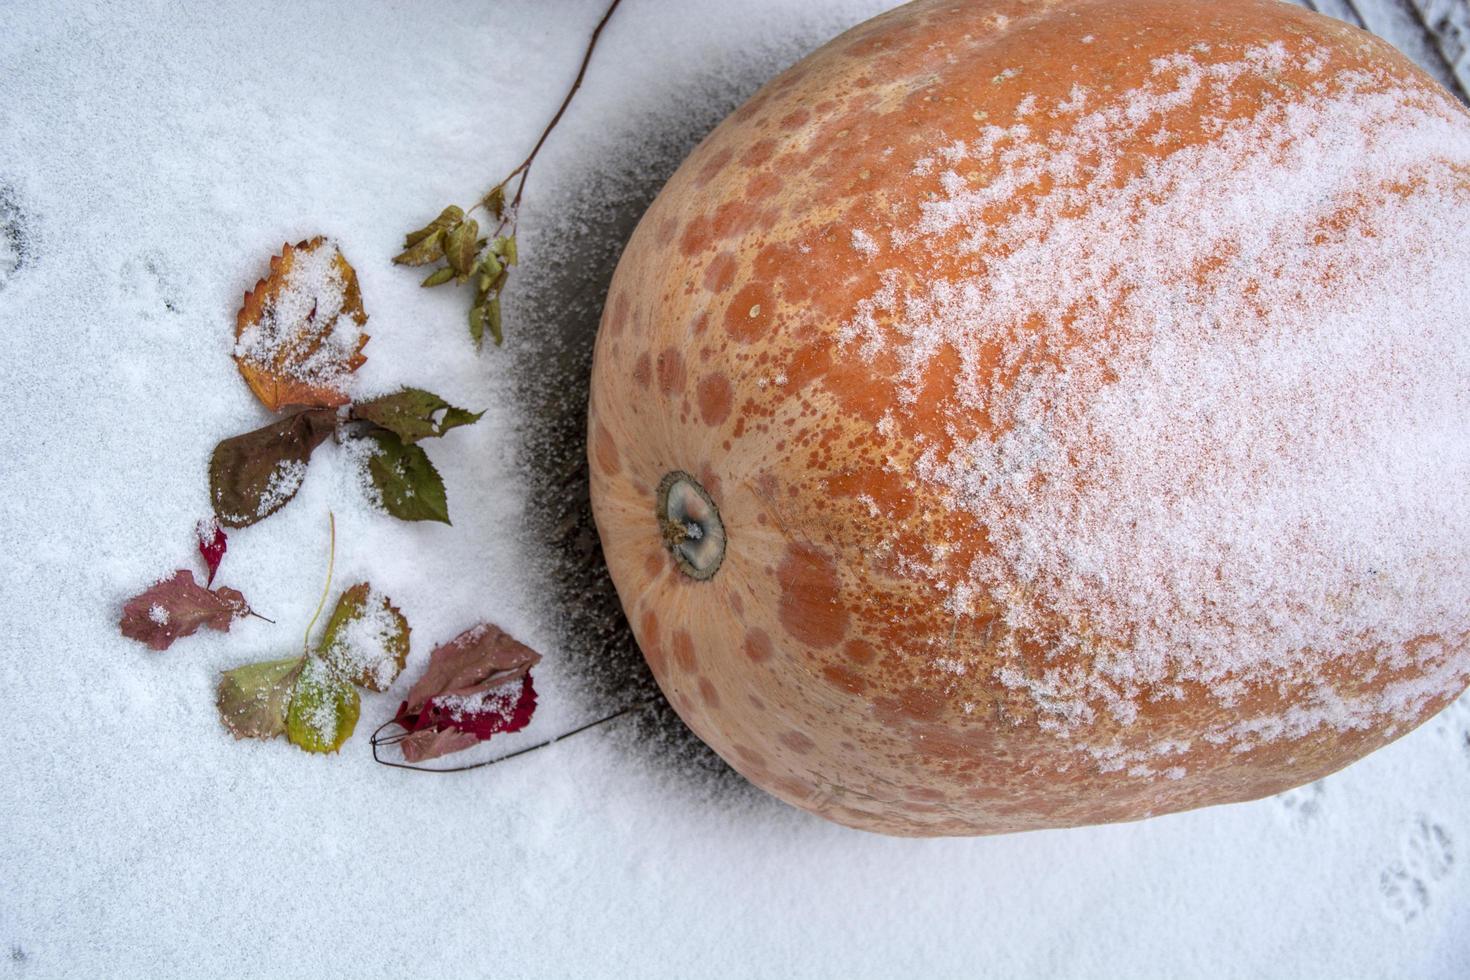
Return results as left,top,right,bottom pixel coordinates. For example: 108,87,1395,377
390,623,541,762
393,675,538,763
196,519,227,586
120,570,250,651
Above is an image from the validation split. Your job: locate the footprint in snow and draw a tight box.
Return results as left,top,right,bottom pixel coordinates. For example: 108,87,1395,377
1274,779,1327,831
1378,817,1455,924
0,182,32,293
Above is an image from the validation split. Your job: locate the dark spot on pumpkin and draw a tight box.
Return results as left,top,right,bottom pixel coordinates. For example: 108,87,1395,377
734,745,768,768
822,664,867,694
591,420,621,477
639,609,665,673
632,352,652,389
740,138,778,168
779,107,812,130
779,730,816,754
605,291,629,337
745,171,784,202
696,373,733,427
777,542,848,648
724,282,770,343
671,629,697,672
703,250,739,294
772,776,813,801
679,213,714,256
698,676,721,708
694,146,734,188
844,639,876,664
743,628,773,663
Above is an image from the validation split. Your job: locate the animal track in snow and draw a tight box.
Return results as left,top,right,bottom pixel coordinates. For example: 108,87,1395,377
1378,817,1455,924
1274,780,1327,831
0,182,32,292
118,251,182,318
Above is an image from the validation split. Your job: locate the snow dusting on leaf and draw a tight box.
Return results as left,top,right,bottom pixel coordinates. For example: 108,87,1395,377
120,570,250,651
234,237,369,412
390,623,541,762
286,656,361,754
360,428,450,524
209,408,336,527
318,582,410,691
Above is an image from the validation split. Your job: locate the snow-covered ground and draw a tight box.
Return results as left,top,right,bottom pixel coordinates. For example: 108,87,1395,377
1,1,1467,976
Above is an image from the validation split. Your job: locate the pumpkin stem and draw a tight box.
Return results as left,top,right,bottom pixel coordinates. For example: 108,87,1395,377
656,471,726,580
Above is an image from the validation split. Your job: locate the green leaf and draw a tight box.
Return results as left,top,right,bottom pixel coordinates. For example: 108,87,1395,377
478,251,503,283
318,582,411,692
484,295,503,346
286,657,361,753
363,429,451,524
209,409,337,528
481,185,505,219
402,205,463,248
468,304,485,347
352,387,482,443
393,228,447,267
492,235,517,266
216,656,304,740
420,267,454,288
444,218,480,278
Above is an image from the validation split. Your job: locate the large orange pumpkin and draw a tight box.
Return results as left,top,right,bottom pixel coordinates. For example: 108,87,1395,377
587,0,1470,835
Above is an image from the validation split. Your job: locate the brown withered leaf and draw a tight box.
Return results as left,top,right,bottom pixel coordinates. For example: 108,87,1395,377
209,409,336,527
216,656,303,740
120,570,250,651
234,237,370,412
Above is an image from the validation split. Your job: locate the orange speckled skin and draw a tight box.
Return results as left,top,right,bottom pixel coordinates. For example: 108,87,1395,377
587,0,1470,835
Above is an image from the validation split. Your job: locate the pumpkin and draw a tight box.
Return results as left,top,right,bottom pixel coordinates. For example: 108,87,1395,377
587,0,1470,836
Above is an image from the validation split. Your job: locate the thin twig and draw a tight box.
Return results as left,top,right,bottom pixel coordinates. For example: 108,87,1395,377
370,695,658,774
471,0,625,225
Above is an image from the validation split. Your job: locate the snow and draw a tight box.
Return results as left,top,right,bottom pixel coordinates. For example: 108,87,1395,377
0,1,1467,978
846,43,1470,747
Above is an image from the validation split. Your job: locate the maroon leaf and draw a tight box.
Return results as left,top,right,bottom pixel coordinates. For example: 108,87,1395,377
120,570,250,651
196,519,227,586
389,623,541,762
393,675,538,763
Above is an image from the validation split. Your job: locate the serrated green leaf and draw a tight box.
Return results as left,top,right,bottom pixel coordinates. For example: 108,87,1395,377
216,656,304,740
403,205,463,248
393,228,448,267
420,267,454,288
286,657,361,753
363,429,451,524
445,218,479,277
317,583,411,691
353,387,483,443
